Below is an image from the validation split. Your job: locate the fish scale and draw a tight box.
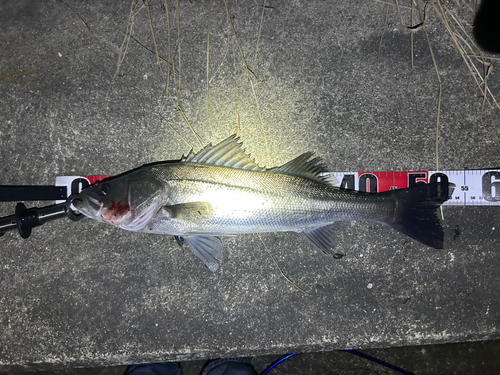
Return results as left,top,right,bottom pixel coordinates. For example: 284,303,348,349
152,163,394,229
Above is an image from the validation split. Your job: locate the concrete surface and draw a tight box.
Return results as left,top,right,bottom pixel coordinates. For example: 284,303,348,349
1,0,499,372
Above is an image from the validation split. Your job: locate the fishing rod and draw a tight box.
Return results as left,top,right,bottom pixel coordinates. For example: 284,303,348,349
0,184,83,238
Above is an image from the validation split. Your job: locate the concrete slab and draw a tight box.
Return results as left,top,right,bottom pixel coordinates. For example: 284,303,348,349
1,0,499,371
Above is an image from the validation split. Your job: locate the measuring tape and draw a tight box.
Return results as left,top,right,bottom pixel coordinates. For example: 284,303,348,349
327,170,500,206
55,169,500,206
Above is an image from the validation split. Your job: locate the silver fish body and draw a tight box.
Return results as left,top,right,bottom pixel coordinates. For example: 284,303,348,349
73,135,453,271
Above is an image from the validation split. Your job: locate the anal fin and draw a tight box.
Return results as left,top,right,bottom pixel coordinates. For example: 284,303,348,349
303,224,344,259
185,235,223,272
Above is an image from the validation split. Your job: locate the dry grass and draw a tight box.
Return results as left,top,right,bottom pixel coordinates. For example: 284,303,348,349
377,0,498,171
110,0,272,159
108,0,499,166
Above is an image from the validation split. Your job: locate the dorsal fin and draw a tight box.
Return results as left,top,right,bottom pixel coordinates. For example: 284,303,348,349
270,153,338,187
181,134,264,171
181,134,338,187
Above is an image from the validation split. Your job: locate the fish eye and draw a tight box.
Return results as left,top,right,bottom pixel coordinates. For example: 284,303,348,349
99,183,111,196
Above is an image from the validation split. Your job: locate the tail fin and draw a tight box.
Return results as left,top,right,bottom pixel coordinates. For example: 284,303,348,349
388,182,455,249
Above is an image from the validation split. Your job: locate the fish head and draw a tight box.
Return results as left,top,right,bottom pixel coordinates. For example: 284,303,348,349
72,171,164,230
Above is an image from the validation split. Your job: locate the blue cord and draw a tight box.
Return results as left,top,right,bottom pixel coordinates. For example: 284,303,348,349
342,349,415,375
260,350,414,375
260,349,414,375
261,353,298,375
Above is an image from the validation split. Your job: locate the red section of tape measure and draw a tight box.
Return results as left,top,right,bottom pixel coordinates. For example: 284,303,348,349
82,176,112,184
358,171,428,191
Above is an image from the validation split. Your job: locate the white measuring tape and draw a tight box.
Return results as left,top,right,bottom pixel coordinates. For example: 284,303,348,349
326,170,500,206
56,169,500,206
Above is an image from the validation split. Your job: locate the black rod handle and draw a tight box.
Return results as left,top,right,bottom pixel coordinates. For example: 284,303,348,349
0,203,68,238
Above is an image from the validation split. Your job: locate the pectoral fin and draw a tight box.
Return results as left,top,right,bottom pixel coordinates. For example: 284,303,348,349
303,224,344,259
185,235,223,272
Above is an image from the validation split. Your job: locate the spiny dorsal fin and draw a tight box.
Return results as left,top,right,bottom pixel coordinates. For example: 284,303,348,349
181,134,264,171
270,153,338,187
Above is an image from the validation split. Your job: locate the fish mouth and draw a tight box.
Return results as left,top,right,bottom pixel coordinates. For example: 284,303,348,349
71,194,102,218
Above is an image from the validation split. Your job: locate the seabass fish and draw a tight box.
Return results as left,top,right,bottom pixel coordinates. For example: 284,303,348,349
73,135,454,271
